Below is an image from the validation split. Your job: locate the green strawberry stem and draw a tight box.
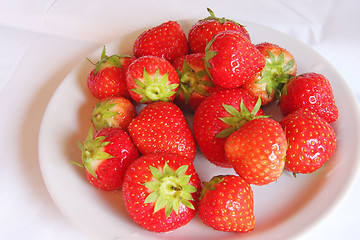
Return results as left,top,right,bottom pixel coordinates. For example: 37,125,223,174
143,162,197,218
200,175,225,199
204,8,244,27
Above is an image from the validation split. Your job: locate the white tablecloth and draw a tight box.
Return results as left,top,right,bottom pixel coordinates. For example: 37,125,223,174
1,0,359,239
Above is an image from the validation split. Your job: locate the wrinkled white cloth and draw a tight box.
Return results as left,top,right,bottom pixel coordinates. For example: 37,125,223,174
0,0,359,239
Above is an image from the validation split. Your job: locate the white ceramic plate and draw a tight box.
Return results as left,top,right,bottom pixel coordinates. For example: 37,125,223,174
38,19,360,240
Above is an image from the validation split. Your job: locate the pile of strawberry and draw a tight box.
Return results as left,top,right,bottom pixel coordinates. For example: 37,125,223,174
77,8,338,234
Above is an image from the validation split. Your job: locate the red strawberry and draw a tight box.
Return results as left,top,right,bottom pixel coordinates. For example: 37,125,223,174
87,47,135,100
279,108,336,174
198,175,255,232
133,20,189,63
91,96,137,131
225,118,287,185
204,30,265,88
188,8,250,53
279,72,338,123
193,88,265,168
126,56,180,103
172,52,216,112
77,127,140,191
122,153,201,232
127,101,196,161
243,42,297,105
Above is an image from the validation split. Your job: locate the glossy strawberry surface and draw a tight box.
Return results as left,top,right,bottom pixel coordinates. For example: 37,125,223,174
128,101,196,161
133,20,189,63
198,175,255,232
225,118,287,185
280,108,336,174
204,30,265,88
280,72,338,123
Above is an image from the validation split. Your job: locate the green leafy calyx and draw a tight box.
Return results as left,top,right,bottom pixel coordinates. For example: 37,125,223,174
91,99,118,130
77,128,114,178
176,59,214,104
203,37,218,80
131,68,179,103
216,97,268,138
89,46,131,75
259,51,295,99
143,162,197,218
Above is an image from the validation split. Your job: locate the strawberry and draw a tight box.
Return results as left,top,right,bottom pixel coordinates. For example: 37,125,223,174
193,88,265,168
133,20,189,63
243,42,297,105
122,153,201,232
225,118,287,185
77,127,140,191
127,101,196,161
126,56,179,103
279,72,338,123
279,108,336,174
172,52,216,112
204,30,265,88
87,46,135,100
91,96,136,131
198,175,255,232
188,8,250,53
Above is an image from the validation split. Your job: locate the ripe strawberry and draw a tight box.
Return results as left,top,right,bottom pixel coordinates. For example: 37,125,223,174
193,88,265,168
198,175,255,232
279,108,336,174
91,96,136,131
243,42,297,105
279,72,338,123
127,101,196,161
77,127,140,191
204,30,265,88
172,52,216,112
122,153,201,232
87,47,135,100
225,118,287,185
126,56,179,103
188,8,250,53
133,20,189,63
